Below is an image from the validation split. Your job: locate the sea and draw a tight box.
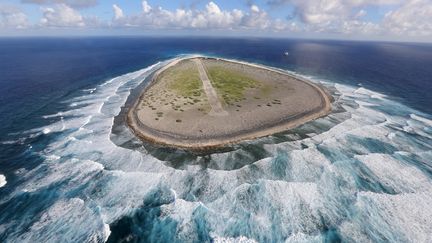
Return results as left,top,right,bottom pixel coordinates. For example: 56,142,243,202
0,37,431,242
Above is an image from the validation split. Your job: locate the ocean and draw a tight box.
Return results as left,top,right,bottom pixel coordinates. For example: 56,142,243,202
0,37,431,242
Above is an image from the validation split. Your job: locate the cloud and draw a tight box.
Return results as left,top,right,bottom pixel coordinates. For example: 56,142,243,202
240,5,272,29
266,0,402,34
354,9,367,19
267,0,401,7
111,0,425,38
112,4,123,20
2,0,430,40
0,4,29,29
22,0,97,9
250,5,260,13
39,3,103,28
142,0,152,13
383,0,432,36
289,0,400,25
40,3,85,27
111,1,294,32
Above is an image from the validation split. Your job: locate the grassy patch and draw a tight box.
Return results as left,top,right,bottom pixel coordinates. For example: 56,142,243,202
161,62,203,97
206,66,260,105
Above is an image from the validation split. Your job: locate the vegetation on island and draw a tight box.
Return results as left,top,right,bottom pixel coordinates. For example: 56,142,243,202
163,63,203,98
144,60,210,121
141,58,284,123
206,66,263,105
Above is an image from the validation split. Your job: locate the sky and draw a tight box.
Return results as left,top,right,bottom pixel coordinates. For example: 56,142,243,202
0,0,431,42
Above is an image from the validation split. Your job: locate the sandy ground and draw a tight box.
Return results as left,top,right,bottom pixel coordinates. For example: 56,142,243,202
127,57,332,150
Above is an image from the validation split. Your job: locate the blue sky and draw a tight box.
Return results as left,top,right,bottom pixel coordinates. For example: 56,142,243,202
0,0,431,42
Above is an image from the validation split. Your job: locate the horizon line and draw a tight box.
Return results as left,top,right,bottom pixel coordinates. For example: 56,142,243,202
0,34,431,45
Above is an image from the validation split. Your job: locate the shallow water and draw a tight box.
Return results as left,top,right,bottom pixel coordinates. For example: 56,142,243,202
0,38,431,242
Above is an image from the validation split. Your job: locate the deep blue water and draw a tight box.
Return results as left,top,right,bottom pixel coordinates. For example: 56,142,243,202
1,38,431,135
0,37,431,242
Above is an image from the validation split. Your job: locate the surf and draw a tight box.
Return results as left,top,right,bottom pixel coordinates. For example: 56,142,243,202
1,57,432,242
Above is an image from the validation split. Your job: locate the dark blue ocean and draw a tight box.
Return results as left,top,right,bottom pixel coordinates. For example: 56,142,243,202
0,37,431,242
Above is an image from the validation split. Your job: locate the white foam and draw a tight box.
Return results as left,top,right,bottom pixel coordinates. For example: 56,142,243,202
407,114,432,139
45,155,61,161
0,139,22,145
206,180,324,239
263,147,332,182
96,171,165,223
410,114,432,127
353,191,432,242
212,235,257,243
103,223,111,242
354,87,387,99
21,158,104,194
83,88,97,93
285,232,323,243
160,199,201,234
17,198,108,242
42,128,51,134
171,188,178,201
356,153,432,193
43,112,64,119
0,174,6,188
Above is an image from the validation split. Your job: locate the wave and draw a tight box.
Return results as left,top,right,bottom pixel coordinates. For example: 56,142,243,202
410,113,432,127
0,174,6,188
1,57,432,242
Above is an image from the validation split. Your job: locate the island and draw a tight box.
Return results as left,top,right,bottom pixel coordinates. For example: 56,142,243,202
127,56,332,150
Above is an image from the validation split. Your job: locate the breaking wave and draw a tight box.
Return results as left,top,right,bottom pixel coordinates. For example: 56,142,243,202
1,57,431,242
0,175,6,188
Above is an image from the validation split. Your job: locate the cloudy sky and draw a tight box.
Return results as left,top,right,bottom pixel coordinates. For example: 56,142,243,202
0,0,431,42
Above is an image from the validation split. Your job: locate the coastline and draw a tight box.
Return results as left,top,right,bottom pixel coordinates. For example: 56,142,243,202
127,56,332,151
